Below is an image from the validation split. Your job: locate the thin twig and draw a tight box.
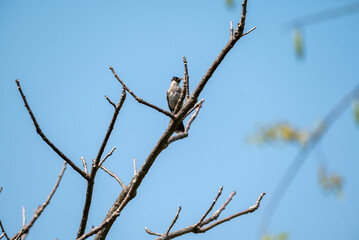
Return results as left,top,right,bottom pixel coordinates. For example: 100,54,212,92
133,157,137,176
243,26,256,36
100,165,125,189
183,57,190,102
202,191,236,225
199,192,265,232
15,80,89,180
22,206,26,227
11,162,67,240
0,221,10,240
109,66,175,118
198,186,223,224
166,206,182,235
99,147,116,167
81,157,88,174
145,227,162,237
105,95,116,108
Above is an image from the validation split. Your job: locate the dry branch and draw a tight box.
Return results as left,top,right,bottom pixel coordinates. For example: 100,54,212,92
11,162,67,240
100,165,125,189
15,80,89,180
79,0,255,239
109,67,175,118
166,206,182,235
99,147,116,167
144,189,265,240
77,87,126,238
0,221,10,240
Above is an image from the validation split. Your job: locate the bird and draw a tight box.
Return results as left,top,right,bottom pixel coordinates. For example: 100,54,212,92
167,76,185,133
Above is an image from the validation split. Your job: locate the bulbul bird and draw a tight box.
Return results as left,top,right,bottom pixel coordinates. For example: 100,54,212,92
167,76,185,133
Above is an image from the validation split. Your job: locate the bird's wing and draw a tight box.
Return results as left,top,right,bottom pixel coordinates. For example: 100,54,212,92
166,90,174,112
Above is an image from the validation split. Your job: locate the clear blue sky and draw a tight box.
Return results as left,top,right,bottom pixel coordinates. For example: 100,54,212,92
1,0,359,239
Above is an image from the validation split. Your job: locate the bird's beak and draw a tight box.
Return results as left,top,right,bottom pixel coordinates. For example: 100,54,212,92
179,78,183,81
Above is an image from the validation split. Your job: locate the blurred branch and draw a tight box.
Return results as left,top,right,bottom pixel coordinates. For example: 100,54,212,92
15,80,89,180
259,83,359,235
287,1,359,29
11,162,67,240
144,188,265,240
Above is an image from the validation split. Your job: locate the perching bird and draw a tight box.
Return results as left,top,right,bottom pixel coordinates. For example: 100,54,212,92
167,76,185,132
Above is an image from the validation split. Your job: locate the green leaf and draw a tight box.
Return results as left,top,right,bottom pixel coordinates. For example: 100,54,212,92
293,29,303,58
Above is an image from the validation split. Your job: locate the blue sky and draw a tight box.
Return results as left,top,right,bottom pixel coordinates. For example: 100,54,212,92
1,0,359,240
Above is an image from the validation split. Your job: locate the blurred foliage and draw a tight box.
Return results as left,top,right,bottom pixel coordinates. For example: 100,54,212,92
248,123,310,145
293,29,304,58
225,0,235,8
262,232,289,240
318,164,344,199
353,100,359,126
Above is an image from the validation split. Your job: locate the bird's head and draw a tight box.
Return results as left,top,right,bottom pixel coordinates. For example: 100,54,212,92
171,76,183,83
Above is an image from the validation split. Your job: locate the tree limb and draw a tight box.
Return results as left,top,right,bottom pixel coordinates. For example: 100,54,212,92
144,189,265,240
100,165,125,189
15,80,89,180
11,162,67,240
77,87,126,238
0,221,10,240
109,66,175,118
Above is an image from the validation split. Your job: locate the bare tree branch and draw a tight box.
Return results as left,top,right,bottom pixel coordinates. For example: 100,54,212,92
166,206,182,235
81,157,88,174
0,221,10,240
144,190,265,240
15,79,89,180
100,165,125,189
109,66,175,118
230,21,234,39
198,186,223,224
243,26,256,36
183,57,190,102
77,87,126,238
11,162,67,240
105,95,116,108
133,157,137,176
168,99,204,145
259,83,359,235
145,227,162,237
99,147,116,167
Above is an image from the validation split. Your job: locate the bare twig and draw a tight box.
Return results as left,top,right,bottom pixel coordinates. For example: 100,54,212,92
144,190,265,240
15,80,89,180
183,57,190,102
99,147,116,167
198,186,223,224
0,221,10,240
105,95,116,108
199,192,265,233
11,162,67,240
22,206,26,227
145,227,162,237
81,157,88,174
100,165,125,189
166,206,182,235
243,26,256,36
133,157,137,176
202,191,236,225
259,83,359,235
109,66,175,118
77,87,126,238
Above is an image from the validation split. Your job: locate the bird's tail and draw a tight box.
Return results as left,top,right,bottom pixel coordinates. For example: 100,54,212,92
175,121,185,133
